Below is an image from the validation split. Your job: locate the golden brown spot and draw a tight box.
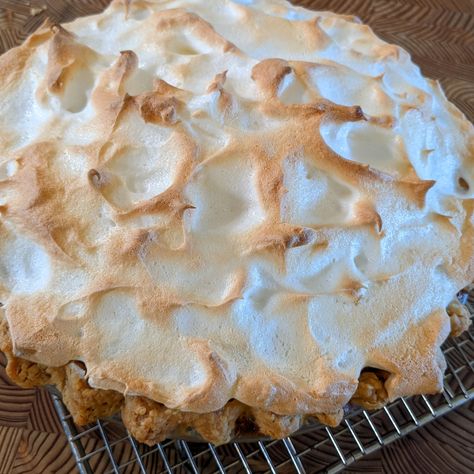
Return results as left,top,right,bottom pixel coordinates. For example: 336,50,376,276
458,177,470,192
251,58,292,97
136,94,180,125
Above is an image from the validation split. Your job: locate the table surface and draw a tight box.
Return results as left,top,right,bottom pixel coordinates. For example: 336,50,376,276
0,0,473,473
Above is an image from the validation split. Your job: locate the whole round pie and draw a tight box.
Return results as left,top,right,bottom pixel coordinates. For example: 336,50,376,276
0,0,473,444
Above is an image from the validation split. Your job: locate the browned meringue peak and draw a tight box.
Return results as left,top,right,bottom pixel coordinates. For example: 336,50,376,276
0,0,473,421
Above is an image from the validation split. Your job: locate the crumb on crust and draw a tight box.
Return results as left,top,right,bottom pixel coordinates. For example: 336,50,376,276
447,299,472,337
350,370,389,410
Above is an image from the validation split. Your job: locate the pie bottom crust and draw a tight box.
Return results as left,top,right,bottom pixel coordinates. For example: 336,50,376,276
0,299,470,446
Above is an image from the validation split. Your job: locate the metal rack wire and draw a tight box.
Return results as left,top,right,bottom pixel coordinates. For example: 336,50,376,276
52,290,474,473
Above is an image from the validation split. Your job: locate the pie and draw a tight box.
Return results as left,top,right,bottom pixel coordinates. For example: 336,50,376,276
0,0,472,445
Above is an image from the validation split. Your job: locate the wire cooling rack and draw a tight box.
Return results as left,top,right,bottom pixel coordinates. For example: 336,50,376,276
52,290,474,474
